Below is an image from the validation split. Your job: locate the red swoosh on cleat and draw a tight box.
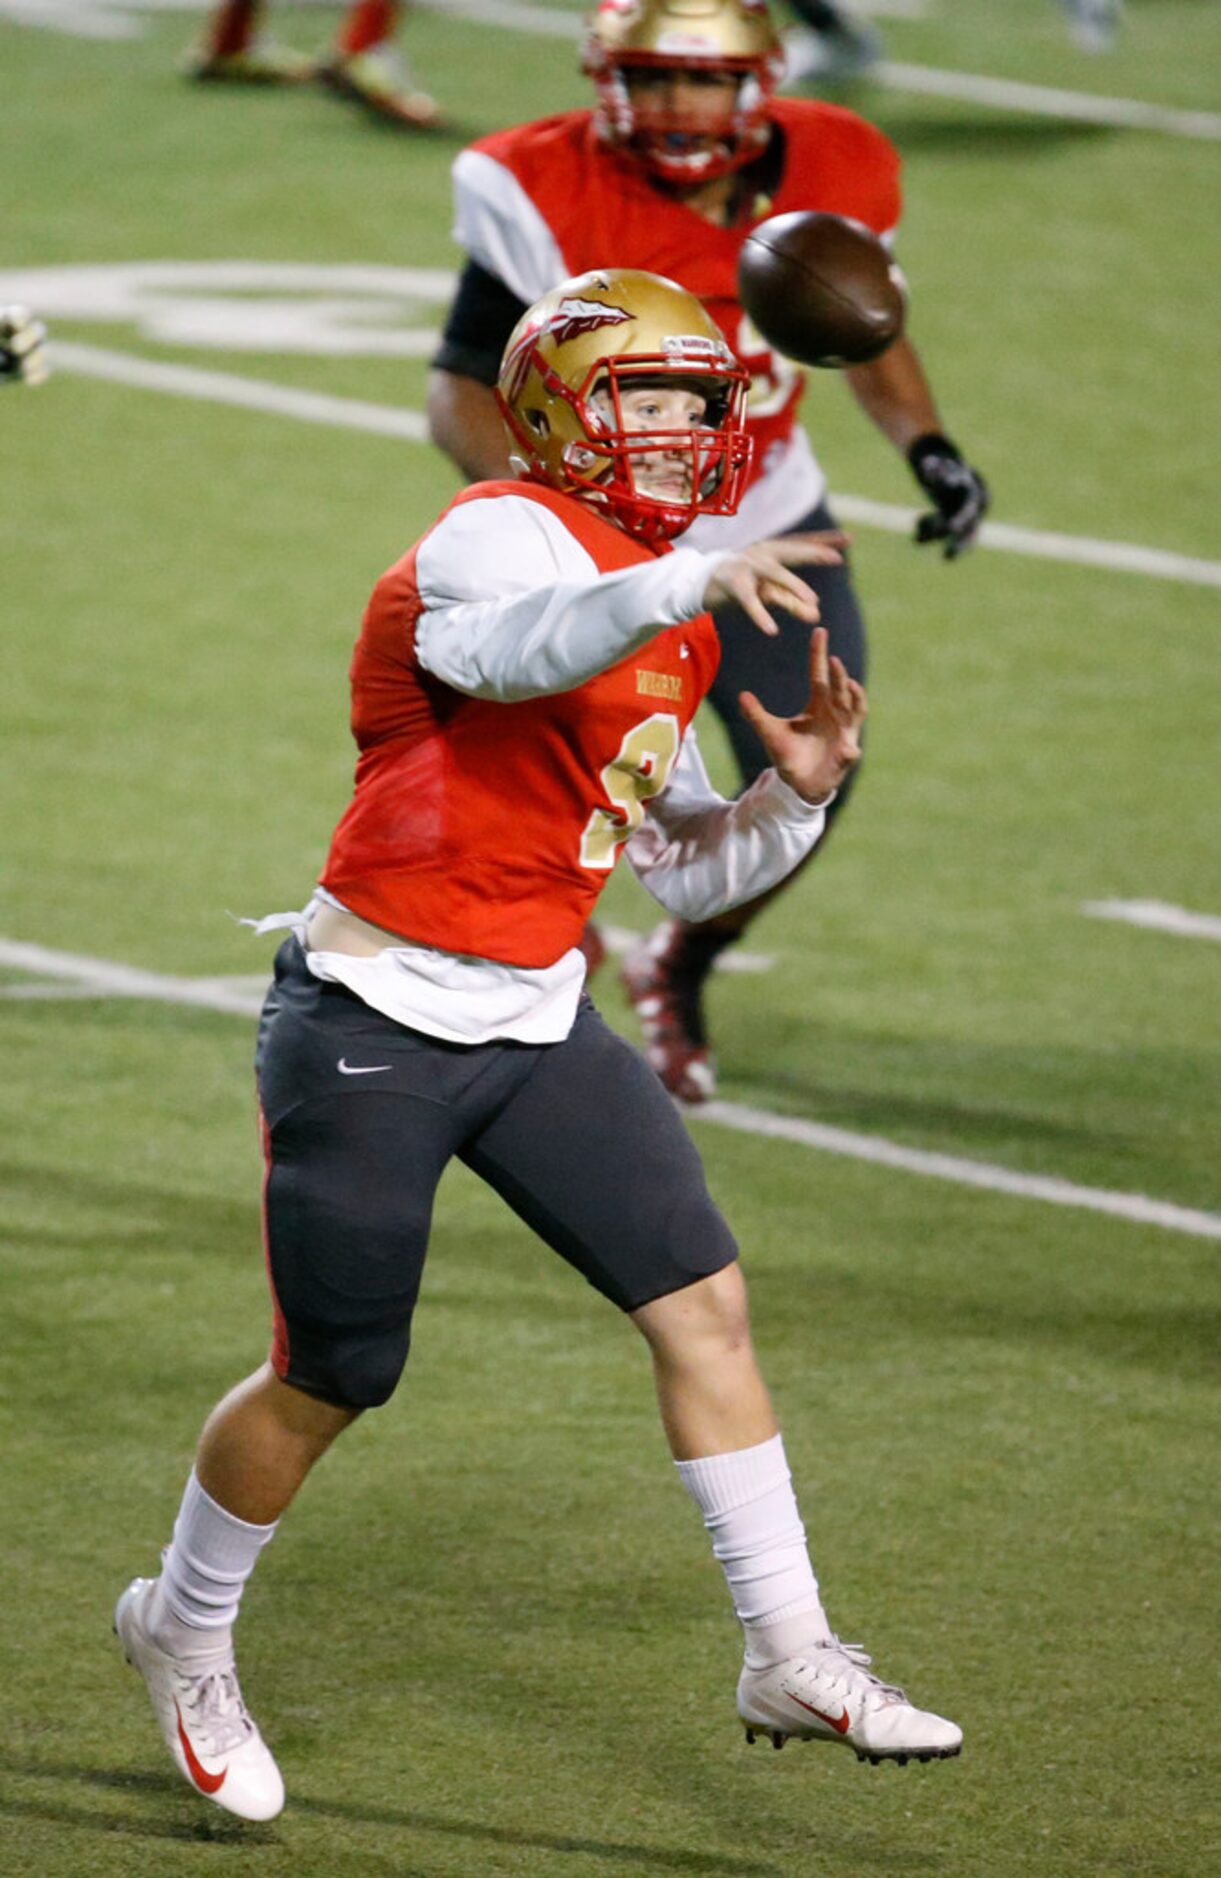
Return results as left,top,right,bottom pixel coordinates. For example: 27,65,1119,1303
787,1692,851,1734
175,1702,227,1794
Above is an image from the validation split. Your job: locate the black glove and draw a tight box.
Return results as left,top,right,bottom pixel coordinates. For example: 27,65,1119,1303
908,432,989,560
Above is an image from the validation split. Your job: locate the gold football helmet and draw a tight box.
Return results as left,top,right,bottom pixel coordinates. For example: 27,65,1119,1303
497,268,752,544
582,0,784,184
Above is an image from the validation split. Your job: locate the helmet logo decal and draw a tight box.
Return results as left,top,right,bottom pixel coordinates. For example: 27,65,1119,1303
652,32,722,54
548,296,633,345
501,297,633,400
662,333,734,363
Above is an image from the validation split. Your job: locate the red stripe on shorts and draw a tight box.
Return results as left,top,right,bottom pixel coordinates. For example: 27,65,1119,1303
258,1105,291,1381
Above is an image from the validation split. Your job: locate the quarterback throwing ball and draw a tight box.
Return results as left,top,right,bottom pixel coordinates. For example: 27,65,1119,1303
115,268,960,1822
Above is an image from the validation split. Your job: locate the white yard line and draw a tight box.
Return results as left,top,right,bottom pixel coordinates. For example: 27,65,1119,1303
0,936,266,1018
50,341,430,442
2,932,1217,1241
415,0,1221,142
52,343,1221,591
0,0,144,37
1081,899,1221,942
830,495,1221,590
692,1101,1221,1242
872,60,1221,142
4,0,1215,140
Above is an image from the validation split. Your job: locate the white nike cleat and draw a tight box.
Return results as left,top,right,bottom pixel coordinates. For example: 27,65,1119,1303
115,1578,285,1820
738,1638,962,1764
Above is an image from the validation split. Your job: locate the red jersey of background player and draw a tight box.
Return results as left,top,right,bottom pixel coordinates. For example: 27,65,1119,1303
457,100,901,500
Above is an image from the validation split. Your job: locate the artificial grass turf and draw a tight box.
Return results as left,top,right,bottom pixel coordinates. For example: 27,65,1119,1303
2,4,1217,1872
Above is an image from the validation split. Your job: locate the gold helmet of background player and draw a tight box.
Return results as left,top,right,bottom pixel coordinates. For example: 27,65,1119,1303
582,0,784,185
496,268,752,544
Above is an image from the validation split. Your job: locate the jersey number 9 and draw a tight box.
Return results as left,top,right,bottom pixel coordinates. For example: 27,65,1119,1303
580,713,681,870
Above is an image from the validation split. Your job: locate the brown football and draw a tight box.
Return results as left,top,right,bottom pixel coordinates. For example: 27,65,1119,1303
738,211,906,368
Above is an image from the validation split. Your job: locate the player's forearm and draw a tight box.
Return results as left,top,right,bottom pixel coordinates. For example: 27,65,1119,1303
844,337,941,455
426,369,514,483
627,770,826,923
417,511,724,701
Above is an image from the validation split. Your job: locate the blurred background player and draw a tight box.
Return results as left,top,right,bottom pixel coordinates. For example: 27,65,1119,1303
427,0,988,1103
1058,0,1121,52
184,0,444,129
781,1,883,88
782,0,1121,73
0,306,48,385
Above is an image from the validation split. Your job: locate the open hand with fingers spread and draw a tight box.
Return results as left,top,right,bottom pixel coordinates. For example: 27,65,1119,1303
739,626,867,806
702,531,847,638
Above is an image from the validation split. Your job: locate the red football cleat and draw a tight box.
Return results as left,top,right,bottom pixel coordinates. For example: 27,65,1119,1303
621,921,716,1104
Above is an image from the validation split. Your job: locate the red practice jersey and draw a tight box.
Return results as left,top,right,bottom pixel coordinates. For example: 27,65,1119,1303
321,482,721,968
463,100,902,492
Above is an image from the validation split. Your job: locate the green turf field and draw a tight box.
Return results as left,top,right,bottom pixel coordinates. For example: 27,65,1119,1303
1,4,1219,1874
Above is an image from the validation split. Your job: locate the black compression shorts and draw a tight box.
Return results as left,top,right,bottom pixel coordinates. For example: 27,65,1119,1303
255,940,739,1409
706,497,867,796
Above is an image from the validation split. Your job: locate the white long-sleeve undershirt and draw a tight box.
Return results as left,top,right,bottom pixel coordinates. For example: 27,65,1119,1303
626,732,826,926
299,493,827,1043
414,492,720,699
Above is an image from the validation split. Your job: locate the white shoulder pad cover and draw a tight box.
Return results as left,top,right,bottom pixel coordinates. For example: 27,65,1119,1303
452,149,569,306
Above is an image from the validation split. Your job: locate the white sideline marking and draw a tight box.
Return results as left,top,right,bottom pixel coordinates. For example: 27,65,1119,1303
51,343,1221,592
0,0,144,37
4,0,1214,141
0,937,267,1018
2,932,1217,1241
417,1,1221,142
0,927,778,984
874,61,1221,142
693,1101,1221,1243
1082,899,1221,943
50,341,430,442
830,495,1221,590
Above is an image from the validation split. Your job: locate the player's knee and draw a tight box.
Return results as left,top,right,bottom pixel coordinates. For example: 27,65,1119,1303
290,1327,412,1412
693,1261,753,1349
634,1260,753,1358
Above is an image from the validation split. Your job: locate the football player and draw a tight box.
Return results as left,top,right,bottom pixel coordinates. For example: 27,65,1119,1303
428,0,988,1103
1057,0,1122,51
184,0,444,129
115,270,961,1821
0,306,48,386
781,0,883,87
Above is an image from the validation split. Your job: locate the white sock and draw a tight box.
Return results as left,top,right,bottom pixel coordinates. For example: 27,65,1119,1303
148,1471,277,1660
675,1433,831,1666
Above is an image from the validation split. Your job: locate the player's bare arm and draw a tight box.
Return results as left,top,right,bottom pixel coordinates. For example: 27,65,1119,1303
426,368,513,482
844,335,939,453
702,533,847,638
738,625,866,805
846,337,990,558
